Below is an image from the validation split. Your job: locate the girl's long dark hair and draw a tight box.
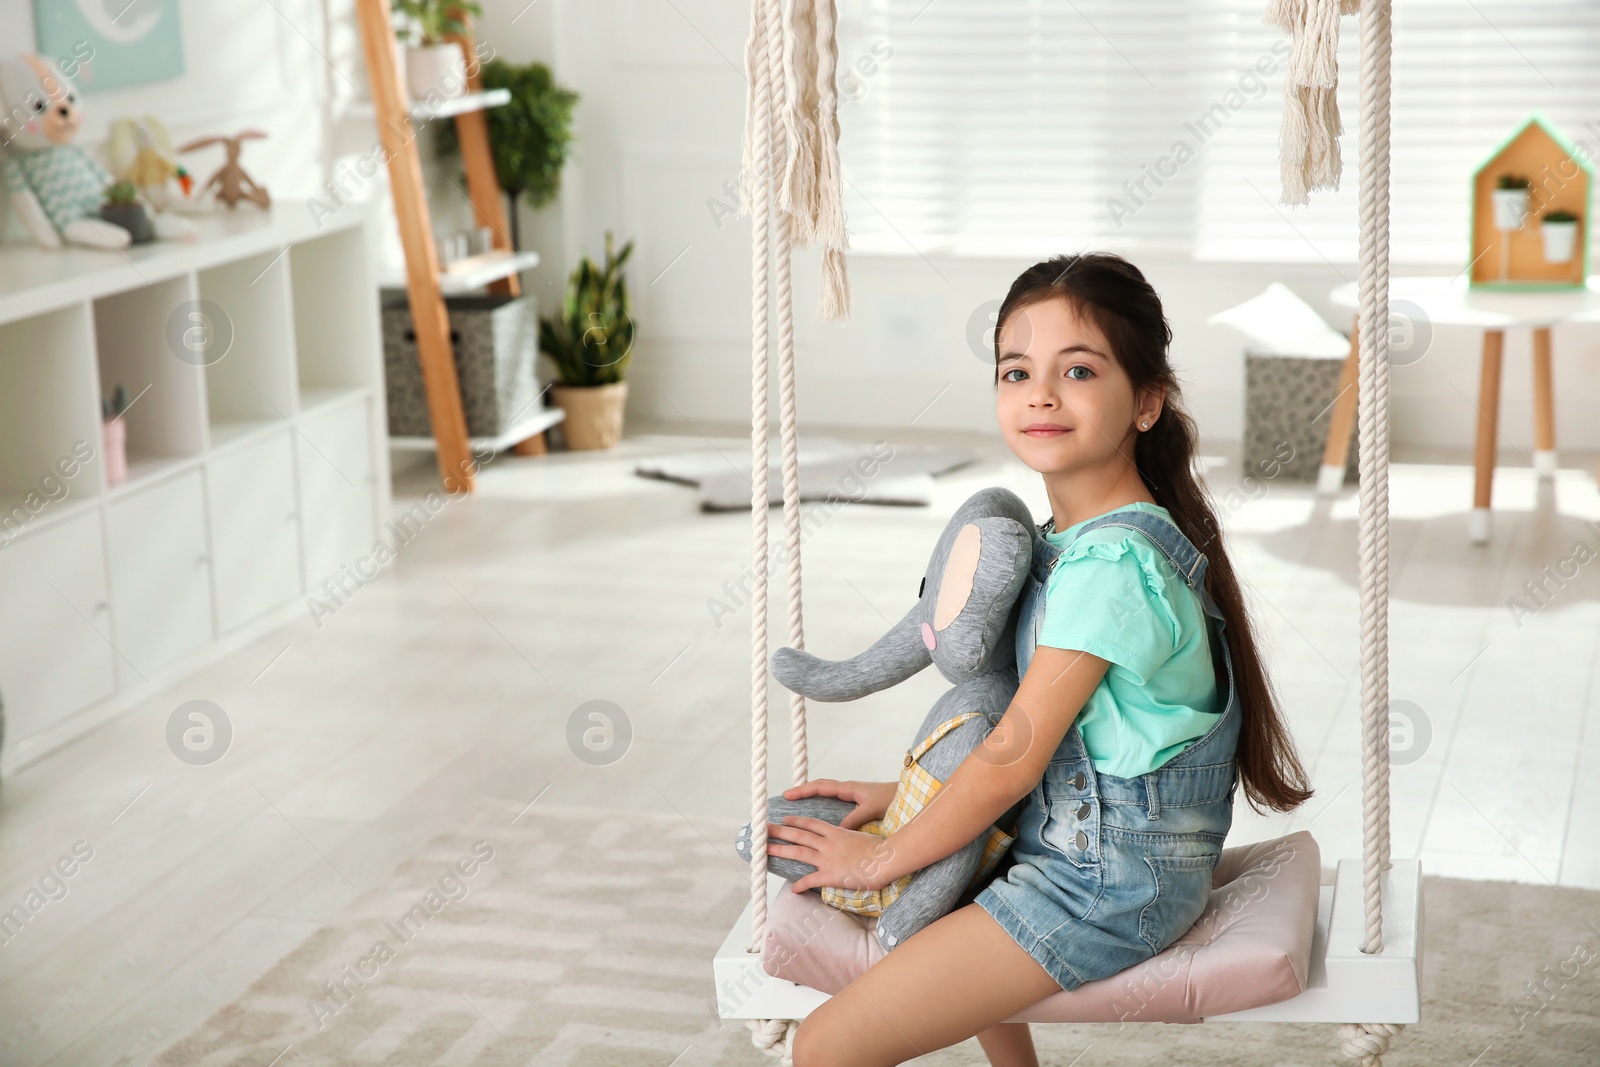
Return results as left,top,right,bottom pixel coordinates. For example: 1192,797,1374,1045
996,252,1313,814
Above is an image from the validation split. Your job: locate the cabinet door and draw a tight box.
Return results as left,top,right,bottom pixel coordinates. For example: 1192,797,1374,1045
107,470,212,676
297,399,377,589
207,429,302,632
0,510,116,746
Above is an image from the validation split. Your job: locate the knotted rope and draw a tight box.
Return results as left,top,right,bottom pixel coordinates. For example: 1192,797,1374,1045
1269,0,1403,1061
739,0,851,1057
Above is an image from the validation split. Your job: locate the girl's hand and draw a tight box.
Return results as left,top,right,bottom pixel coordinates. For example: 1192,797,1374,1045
783,778,898,830
766,816,899,894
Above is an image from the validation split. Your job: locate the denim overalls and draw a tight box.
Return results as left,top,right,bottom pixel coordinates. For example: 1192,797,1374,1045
972,507,1242,992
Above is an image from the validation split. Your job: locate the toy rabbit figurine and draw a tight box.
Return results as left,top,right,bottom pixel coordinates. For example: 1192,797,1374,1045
735,486,1038,952
178,131,271,210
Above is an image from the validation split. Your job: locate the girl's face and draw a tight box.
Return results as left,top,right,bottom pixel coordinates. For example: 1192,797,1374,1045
994,296,1156,476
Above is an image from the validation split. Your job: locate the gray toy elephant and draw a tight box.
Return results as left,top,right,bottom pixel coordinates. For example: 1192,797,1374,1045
735,486,1038,951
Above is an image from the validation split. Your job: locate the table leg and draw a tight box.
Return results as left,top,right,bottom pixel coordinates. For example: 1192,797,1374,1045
1532,326,1557,478
1470,329,1505,544
1317,315,1361,493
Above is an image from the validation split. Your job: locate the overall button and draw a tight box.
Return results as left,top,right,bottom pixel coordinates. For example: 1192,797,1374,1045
1072,772,1086,790
1076,802,1091,820
1075,831,1089,850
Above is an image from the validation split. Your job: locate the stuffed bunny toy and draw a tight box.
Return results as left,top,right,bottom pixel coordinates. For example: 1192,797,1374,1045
735,486,1038,952
0,54,192,250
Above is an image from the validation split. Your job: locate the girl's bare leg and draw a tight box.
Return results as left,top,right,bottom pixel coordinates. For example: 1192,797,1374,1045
791,902,1061,1067
976,1022,1039,1067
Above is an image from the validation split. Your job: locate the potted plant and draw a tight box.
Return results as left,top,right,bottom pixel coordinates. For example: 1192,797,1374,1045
390,0,482,103
540,231,634,450
99,180,155,244
1539,207,1580,263
435,58,578,251
1492,173,1530,230
102,384,129,486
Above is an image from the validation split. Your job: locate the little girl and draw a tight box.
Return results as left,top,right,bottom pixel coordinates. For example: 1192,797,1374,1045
764,252,1314,1067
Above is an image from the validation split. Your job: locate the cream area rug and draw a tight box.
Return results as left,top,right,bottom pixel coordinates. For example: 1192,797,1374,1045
155,804,1600,1066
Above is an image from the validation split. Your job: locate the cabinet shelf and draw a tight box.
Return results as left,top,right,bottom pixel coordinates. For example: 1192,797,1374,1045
0,202,390,775
343,87,510,122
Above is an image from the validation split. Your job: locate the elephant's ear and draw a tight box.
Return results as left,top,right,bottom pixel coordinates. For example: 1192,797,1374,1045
924,517,1030,681
932,522,983,633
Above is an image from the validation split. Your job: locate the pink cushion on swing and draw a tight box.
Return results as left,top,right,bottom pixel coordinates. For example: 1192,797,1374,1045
760,830,1320,1024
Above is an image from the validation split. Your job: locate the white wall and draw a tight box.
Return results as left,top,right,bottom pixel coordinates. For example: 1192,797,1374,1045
10,0,1596,456
477,0,1600,457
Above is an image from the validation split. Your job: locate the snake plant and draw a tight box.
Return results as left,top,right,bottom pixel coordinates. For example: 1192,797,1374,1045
540,231,635,387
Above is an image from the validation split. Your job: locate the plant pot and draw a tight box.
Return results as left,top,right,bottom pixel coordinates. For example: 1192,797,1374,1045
102,418,127,487
99,202,156,244
1541,219,1579,263
405,43,468,104
1491,187,1529,231
550,380,628,450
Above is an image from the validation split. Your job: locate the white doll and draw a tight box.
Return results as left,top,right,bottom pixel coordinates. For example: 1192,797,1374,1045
0,54,192,250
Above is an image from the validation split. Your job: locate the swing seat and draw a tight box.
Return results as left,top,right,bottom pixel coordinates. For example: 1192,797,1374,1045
714,830,1423,1026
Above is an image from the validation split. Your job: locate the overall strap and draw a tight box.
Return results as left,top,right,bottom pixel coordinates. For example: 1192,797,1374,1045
1059,508,1221,620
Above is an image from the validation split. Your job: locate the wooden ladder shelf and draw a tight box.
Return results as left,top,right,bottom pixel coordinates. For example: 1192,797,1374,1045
353,0,545,493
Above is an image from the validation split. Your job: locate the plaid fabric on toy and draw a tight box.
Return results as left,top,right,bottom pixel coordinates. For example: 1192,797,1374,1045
820,710,1018,916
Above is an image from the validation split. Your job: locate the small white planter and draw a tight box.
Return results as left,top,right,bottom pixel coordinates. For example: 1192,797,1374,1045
405,43,468,104
1491,187,1529,230
1541,219,1579,263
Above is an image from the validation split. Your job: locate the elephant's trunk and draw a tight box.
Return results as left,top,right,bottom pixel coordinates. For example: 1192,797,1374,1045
770,602,930,701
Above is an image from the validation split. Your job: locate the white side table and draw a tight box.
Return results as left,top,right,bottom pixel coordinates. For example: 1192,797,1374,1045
1322,275,1600,543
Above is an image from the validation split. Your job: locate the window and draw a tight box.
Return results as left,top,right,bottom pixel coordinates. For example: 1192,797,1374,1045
834,0,1600,262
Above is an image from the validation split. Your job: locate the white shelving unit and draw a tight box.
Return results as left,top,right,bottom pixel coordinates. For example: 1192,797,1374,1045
0,204,391,774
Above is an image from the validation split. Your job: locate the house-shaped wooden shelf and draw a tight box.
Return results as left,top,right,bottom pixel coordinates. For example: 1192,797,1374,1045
1469,113,1592,289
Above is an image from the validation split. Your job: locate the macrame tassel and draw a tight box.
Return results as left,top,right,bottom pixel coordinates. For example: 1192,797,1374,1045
1264,0,1350,205
818,245,851,319
810,0,850,320
780,0,821,244
738,4,767,218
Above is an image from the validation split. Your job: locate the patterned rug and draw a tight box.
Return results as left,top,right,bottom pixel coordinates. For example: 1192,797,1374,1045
154,804,1600,1066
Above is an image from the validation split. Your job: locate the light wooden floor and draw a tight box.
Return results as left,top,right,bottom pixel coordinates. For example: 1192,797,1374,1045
3,418,1598,1065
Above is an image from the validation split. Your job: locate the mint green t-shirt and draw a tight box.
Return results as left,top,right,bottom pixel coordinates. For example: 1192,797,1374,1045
1036,501,1221,779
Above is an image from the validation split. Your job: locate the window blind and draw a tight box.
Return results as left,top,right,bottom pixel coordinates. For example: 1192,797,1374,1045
834,0,1600,262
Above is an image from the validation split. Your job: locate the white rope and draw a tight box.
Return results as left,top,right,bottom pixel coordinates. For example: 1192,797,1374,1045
743,0,776,963
1268,0,1401,1060
1354,0,1396,953
774,6,810,793
741,0,835,1055
1338,1022,1405,1066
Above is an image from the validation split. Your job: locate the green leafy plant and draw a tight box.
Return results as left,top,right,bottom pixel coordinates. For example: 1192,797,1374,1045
101,384,128,420
539,231,635,387
1543,207,1579,223
435,58,578,249
1496,173,1530,190
391,0,482,46
102,179,139,207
